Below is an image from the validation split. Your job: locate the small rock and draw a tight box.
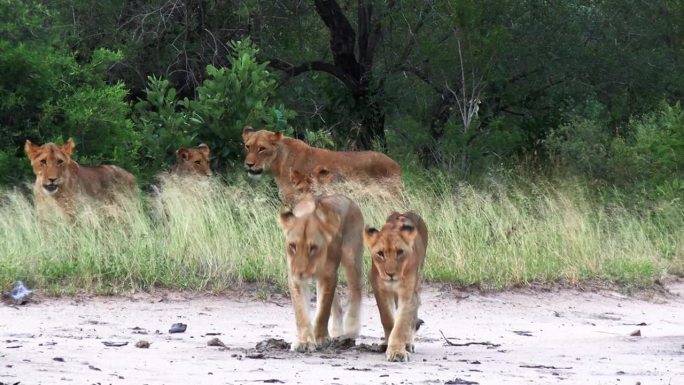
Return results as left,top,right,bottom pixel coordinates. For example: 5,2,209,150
52,357,65,362
169,323,187,334
207,337,227,348
102,341,128,347
629,330,641,337
135,340,150,349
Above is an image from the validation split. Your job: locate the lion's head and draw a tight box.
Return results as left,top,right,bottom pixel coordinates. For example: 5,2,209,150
25,138,75,195
364,213,419,283
242,126,282,179
289,166,343,195
172,144,212,176
278,195,341,281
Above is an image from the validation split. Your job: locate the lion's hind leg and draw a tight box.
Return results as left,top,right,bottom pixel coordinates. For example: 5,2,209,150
328,292,344,338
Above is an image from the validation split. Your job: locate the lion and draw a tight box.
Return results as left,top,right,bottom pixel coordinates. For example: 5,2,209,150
242,127,402,204
363,211,428,362
169,144,212,176
278,193,365,352
288,166,343,199
25,138,137,219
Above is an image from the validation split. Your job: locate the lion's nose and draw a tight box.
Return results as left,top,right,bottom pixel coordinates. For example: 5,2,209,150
48,178,57,183
245,161,255,168
387,272,395,280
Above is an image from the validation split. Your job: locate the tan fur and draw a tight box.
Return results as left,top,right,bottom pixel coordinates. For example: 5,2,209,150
364,211,428,362
278,194,365,352
288,166,343,198
169,144,212,176
25,138,137,220
242,127,402,204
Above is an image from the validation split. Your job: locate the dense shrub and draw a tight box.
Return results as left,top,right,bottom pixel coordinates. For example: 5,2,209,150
547,102,684,199
0,0,138,184
134,39,294,176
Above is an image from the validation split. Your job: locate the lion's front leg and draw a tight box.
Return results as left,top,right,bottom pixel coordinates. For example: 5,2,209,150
289,277,316,352
386,292,418,362
312,275,337,348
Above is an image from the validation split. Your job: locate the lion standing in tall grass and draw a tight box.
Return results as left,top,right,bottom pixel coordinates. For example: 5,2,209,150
25,138,137,219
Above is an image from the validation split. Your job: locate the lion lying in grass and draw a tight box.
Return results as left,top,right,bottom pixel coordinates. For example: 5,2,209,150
170,144,212,176
25,138,137,220
364,211,429,362
278,194,364,352
242,127,402,204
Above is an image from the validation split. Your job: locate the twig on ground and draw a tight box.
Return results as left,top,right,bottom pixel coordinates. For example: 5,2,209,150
439,330,501,348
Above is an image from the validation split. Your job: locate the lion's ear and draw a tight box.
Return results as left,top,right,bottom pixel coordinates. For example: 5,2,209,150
399,224,417,247
176,148,189,161
271,131,283,143
242,126,255,141
364,226,380,247
24,140,39,159
62,138,75,157
197,143,209,156
279,207,296,230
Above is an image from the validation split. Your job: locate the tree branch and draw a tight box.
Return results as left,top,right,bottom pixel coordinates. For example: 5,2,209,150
267,58,358,91
313,0,360,78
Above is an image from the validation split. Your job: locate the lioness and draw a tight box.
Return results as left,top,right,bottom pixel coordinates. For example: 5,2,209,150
242,127,402,204
278,194,364,352
25,138,137,219
170,144,212,176
364,211,428,362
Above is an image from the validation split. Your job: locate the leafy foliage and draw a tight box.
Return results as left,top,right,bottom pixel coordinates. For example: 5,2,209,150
133,39,294,174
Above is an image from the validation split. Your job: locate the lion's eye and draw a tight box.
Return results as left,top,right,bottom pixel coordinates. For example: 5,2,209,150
40,159,47,166
375,251,385,260
245,145,250,150
309,245,317,255
288,243,296,254
194,160,201,165
258,147,266,153
396,249,405,260
57,159,64,165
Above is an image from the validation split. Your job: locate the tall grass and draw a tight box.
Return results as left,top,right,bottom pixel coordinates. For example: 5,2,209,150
0,174,681,294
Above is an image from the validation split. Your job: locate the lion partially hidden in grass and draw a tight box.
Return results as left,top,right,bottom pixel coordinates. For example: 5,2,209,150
364,211,428,362
25,138,137,220
278,193,364,352
242,127,402,205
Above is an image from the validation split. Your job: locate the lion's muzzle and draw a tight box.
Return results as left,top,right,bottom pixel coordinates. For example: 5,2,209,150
246,168,264,179
42,183,59,194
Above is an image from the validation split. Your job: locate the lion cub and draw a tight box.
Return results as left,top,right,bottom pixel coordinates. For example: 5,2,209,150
364,211,428,362
25,138,137,220
170,144,212,176
278,194,364,352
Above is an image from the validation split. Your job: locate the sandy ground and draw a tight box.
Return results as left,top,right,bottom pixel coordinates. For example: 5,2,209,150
1,282,683,385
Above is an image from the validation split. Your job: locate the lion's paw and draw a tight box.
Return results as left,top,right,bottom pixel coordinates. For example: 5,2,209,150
386,348,410,362
406,343,415,353
293,341,317,353
315,335,332,349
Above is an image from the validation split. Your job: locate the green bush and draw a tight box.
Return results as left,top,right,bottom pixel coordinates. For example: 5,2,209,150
610,102,684,197
134,38,295,175
546,102,684,199
0,0,139,185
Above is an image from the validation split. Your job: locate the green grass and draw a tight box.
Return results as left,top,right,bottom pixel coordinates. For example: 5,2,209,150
0,174,682,294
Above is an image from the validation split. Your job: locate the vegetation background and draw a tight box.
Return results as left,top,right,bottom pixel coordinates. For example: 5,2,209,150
0,0,682,292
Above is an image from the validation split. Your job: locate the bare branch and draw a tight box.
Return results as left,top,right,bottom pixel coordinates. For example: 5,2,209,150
268,58,358,91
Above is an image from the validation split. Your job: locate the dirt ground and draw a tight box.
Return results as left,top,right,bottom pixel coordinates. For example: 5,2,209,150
1,282,683,385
